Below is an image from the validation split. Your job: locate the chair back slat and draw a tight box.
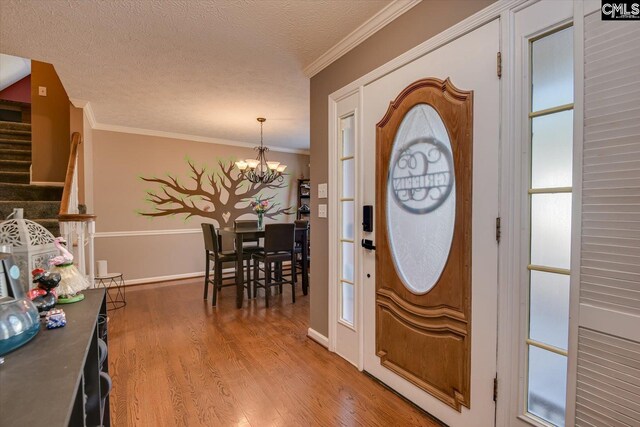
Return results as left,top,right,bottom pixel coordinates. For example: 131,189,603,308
201,223,222,253
201,223,215,252
234,219,258,230
264,223,295,253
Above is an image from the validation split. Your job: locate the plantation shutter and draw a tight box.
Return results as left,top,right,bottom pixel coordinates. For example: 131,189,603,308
576,11,640,427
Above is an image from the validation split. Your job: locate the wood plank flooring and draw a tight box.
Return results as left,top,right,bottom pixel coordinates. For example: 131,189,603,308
108,279,440,426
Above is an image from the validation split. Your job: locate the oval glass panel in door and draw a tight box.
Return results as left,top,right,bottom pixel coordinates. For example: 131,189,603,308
387,103,455,294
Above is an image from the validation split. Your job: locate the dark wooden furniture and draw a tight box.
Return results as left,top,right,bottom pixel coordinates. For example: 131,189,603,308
219,224,309,308
294,220,310,283
252,223,297,307
375,77,473,410
296,178,310,220
201,223,251,305
0,289,110,427
234,219,263,253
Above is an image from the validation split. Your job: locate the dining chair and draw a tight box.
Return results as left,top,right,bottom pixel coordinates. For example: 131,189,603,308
201,223,251,306
201,223,217,300
252,223,296,307
234,219,263,253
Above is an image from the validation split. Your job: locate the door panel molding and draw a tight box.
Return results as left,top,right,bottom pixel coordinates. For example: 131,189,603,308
375,77,473,411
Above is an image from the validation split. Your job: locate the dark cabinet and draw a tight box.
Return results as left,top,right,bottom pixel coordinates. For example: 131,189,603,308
297,178,310,220
0,289,110,427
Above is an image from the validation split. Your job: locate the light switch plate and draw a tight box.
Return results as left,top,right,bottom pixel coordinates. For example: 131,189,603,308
38,86,47,96
318,204,327,218
318,183,328,199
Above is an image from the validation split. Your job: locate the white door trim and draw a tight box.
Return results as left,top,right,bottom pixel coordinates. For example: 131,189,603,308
565,2,586,424
327,0,532,368
496,1,578,426
328,88,362,360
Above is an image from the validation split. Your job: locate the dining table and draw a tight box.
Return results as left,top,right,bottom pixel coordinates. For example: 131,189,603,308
218,225,309,308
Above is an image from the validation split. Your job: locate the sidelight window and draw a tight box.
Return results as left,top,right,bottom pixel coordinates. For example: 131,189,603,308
525,25,573,427
339,114,355,326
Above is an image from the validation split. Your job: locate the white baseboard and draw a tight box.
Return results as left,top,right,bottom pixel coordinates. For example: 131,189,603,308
31,181,65,187
307,327,329,348
115,267,241,286
122,271,205,286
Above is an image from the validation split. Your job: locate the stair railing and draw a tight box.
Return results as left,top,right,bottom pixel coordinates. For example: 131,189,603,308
58,132,96,284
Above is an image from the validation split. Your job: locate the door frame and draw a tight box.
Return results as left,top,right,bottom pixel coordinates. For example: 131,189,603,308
495,1,586,426
328,89,365,367
325,0,533,413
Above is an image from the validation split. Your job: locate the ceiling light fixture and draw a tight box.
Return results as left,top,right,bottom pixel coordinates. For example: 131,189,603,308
235,118,286,184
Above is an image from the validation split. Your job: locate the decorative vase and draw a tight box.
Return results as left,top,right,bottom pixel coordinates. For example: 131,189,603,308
257,212,264,230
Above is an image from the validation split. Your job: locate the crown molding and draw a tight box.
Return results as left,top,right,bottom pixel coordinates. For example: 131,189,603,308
303,0,422,78
68,99,310,155
329,0,520,101
92,122,310,155
69,98,87,108
70,98,97,128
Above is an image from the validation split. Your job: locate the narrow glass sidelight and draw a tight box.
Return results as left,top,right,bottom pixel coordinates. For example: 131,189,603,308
386,104,456,294
339,114,356,326
524,24,573,427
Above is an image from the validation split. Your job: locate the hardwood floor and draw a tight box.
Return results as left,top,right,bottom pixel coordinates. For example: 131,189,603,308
108,279,440,426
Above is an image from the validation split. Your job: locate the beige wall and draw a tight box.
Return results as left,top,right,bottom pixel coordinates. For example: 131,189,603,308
309,0,496,336
31,60,70,183
92,129,309,281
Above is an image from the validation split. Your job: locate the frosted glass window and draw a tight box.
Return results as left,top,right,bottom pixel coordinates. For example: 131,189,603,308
341,201,354,240
527,346,567,427
530,193,572,270
529,271,570,350
342,158,355,199
386,104,455,294
341,241,354,282
341,281,354,325
532,111,573,189
532,27,573,112
341,115,354,157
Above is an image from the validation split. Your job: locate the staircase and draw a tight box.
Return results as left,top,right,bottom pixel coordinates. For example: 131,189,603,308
0,121,61,236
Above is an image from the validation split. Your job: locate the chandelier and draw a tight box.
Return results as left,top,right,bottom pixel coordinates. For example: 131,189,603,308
234,118,286,184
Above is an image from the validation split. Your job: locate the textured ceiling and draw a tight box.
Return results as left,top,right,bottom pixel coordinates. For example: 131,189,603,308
0,0,391,150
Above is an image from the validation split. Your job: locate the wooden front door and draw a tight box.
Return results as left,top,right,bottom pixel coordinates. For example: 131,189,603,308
360,19,499,426
375,77,473,411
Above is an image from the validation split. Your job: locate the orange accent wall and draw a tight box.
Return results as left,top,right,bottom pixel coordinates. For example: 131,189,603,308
0,75,31,104
31,60,70,183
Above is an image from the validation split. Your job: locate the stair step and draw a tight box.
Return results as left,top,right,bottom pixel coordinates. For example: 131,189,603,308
0,183,63,201
0,138,30,151
0,121,31,132
0,141,31,150
0,149,31,161
0,201,61,220
0,171,29,184
0,130,31,141
0,159,31,172
0,137,30,145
